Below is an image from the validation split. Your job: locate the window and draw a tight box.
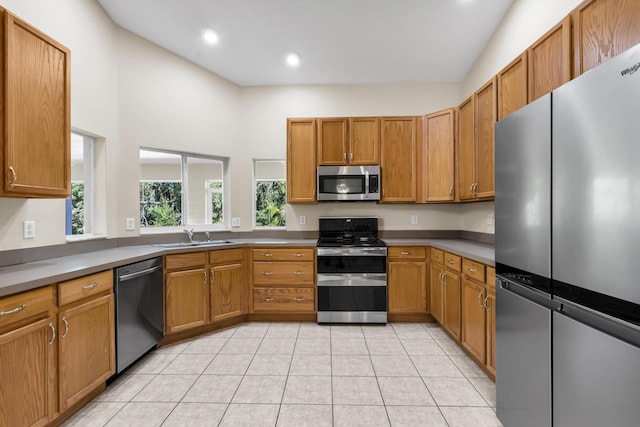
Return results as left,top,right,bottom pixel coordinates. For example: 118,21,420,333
67,132,95,236
254,160,286,228
139,148,227,230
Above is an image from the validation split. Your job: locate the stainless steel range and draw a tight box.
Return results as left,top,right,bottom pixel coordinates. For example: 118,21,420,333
316,217,387,324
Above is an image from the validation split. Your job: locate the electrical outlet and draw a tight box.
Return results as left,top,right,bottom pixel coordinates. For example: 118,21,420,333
487,213,494,225
411,215,418,225
23,220,35,239
232,217,241,227
125,217,135,231
299,215,306,225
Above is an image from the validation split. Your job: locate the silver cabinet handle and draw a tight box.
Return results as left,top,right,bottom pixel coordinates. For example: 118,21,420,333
294,297,305,302
467,267,477,273
82,282,98,290
477,290,484,307
343,152,347,162
447,259,455,265
294,253,305,257
48,323,56,345
263,272,274,275
483,295,490,311
469,183,475,193
8,166,17,186
350,152,354,162
203,271,207,285
262,253,273,257
0,304,26,316
264,297,274,302
401,251,411,255
210,272,215,284
294,271,305,275
61,317,69,338
432,254,439,260
449,185,453,196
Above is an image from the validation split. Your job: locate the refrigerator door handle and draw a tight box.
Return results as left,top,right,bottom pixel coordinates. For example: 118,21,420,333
556,297,640,349
498,277,560,311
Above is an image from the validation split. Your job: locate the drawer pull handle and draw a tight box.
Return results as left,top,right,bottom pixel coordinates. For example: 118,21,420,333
433,255,439,259
468,268,477,273
294,253,304,257
294,271,305,275
264,297,274,302
294,297,305,302
262,253,273,257
447,259,455,265
401,251,411,255
48,323,56,345
0,304,26,316
263,272,274,275
62,317,69,338
82,282,98,290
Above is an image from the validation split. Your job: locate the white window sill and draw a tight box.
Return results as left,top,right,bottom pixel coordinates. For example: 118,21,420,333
66,233,110,243
140,226,230,235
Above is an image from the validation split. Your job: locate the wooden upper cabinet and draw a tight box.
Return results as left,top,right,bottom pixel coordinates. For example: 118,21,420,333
1,11,71,198
528,16,572,102
380,117,418,203
457,97,475,201
573,0,640,76
287,119,317,203
317,118,349,165
497,53,528,120
474,78,496,200
424,108,456,202
316,117,380,165
350,117,380,165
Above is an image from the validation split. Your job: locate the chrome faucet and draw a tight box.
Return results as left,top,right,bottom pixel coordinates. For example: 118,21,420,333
184,229,194,242
205,231,211,241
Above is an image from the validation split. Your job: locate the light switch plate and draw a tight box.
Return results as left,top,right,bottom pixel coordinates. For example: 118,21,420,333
411,215,418,225
125,218,135,231
232,217,241,227
299,215,306,225
23,220,35,239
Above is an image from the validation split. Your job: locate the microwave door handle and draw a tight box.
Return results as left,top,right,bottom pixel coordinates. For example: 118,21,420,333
365,170,369,198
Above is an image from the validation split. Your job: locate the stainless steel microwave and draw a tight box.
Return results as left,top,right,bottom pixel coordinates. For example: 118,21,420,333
317,165,380,201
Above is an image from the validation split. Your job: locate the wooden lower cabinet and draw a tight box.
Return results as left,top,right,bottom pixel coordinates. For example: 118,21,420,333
210,261,244,323
165,267,208,334
461,278,487,364
0,316,56,427
429,263,444,323
442,270,461,341
388,261,427,314
253,287,315,312
58,293,115,411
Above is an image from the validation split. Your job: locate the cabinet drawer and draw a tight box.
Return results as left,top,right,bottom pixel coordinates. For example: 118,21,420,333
252,248,314,261
165,252,207,270
210,248,243,265
388,247,426,260
59,270,113,306
430,248,444,265
253,287,315,312
0,285,55,329
444,252,462,272
462,259,486,283
486,266,496,290
253,262,315,285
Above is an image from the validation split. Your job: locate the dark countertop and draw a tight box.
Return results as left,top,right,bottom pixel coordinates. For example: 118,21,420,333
0,238,493,298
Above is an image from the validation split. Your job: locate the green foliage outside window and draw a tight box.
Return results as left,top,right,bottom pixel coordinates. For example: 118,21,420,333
71,182,84,234
140,182,182,227
256,181,286,227
210,181,223,224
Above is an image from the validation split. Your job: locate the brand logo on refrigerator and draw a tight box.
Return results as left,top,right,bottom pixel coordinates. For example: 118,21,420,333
620,61,640,76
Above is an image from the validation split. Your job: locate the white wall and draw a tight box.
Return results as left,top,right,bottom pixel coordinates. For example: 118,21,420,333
0,0,579,251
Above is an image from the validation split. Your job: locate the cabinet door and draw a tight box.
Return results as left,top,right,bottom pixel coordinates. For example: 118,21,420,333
380,117,417,202
287,119,316,203
388,261,427,314
211,262,244,323
425,109,456,202
429,263,444,323
165,268,208,334
528,16,571,102
59,294,115,411
497,53,528,120
573,0,640,76
317,118,348,165
3,12,70,198
474,78,496,200
442,271,461,341
350,117,380,165
457,97,475,201
0,317,56,427
461,279,487,364
485,290,496,376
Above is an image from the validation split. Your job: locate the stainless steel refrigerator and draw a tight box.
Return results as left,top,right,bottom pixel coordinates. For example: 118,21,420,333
495,43,640,427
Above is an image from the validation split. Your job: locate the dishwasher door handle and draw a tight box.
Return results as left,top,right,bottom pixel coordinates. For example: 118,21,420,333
118,264,163,282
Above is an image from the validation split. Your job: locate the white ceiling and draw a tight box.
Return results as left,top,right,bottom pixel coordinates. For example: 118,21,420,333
97,0,514,87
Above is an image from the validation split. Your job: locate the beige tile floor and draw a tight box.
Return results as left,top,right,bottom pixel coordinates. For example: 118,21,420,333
63,322,502,427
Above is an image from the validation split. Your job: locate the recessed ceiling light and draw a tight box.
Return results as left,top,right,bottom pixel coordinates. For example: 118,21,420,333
286,52,301,67
202,28,219,44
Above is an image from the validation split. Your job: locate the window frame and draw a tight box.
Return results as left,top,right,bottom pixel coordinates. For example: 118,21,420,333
253,159,287,230
67,132,95,238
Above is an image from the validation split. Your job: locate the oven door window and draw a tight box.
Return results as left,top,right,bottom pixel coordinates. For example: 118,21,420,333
318,286,387,311
318,175,365,195
317,256,386,274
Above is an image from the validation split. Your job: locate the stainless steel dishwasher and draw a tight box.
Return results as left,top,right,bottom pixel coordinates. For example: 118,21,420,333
114,257,164,373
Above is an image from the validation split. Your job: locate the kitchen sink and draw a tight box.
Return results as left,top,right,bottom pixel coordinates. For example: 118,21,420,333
154,240,233,248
